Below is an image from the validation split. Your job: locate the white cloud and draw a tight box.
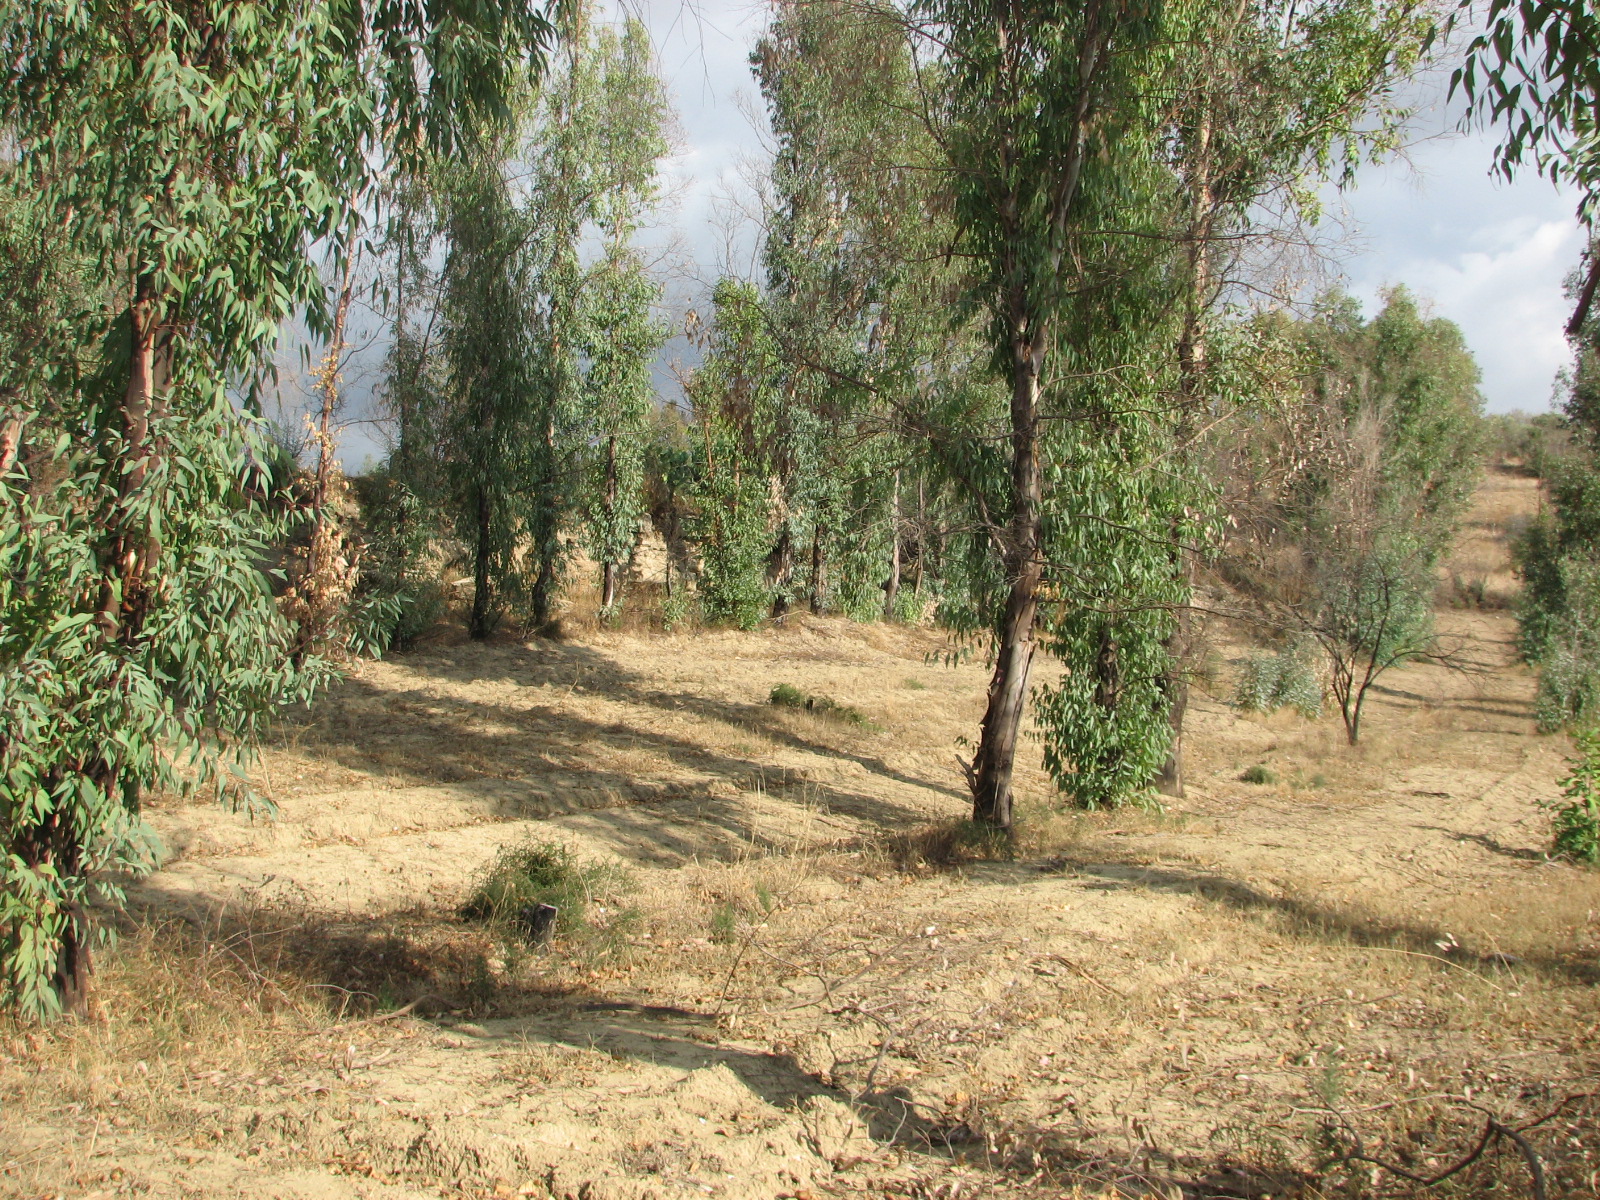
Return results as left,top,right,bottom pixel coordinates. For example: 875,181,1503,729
1348,214,1585,412
1332,97,1587,413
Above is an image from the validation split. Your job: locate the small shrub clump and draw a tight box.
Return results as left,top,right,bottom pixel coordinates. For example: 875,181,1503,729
768,683,873,727
1547,727,1600,864
1233,642,1324,718
461,839,637,946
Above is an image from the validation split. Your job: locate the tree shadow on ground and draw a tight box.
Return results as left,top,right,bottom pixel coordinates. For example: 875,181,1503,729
265,659,949,869
115,900,949,1151
1430,827,1549,863
372,636,970,802
961,853,1600,986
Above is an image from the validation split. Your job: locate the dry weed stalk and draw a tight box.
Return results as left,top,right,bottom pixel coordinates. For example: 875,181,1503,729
282,268,364,664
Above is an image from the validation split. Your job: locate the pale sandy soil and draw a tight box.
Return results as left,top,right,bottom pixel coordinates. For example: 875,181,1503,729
4,466,1598,1199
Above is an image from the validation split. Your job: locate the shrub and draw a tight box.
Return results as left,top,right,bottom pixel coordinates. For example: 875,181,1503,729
1233,642,1324,718
660,591,692,632
1547,728,1600,864
769,682,808,708
1520,550,1600,732
461,840,635,946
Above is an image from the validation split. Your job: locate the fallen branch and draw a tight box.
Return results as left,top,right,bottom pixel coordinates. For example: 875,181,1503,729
1316,1091,1598,1200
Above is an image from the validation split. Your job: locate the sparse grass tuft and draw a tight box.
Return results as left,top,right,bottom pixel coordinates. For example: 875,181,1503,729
769,682,874,727
877,818,1014,872
709,900,740,944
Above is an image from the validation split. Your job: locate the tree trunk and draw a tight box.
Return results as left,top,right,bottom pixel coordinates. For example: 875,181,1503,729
912,476,926,596
470,485,493,639
18,808,92,1018
884,469,901,621
532,549,557,629
809,524,825,615
0,409,22,480
1158,105,1216,799
63,278,171,1015
289,269,354,665
99,280,168,638
1155,553,1196,798
601,434,619,612
1567,242,1600,339
770,526,792,619
970,337,1045,830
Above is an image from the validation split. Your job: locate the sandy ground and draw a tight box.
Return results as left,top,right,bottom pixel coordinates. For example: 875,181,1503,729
5,466,1598,1199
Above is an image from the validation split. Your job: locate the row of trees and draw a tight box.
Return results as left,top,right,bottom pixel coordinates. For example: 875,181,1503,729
365,0,1450,836
0,0,1582,1019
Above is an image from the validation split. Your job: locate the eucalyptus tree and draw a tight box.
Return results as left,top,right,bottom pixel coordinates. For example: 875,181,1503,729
685,280,786,629
1458,0,1599,337
573,19,672,617
519,6,673,627
1151,0,1433,794
0,1,549,1019
756,0,984,624
1460,0,1600,739
434,118,542,640
384,7,671,634
908,0,1190,828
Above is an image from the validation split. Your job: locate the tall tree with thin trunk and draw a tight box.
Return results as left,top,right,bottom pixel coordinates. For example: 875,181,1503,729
1151,0,1432,795
915,0,1175,829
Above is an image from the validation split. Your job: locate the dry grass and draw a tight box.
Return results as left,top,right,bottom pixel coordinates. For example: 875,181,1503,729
6,468,1598,1200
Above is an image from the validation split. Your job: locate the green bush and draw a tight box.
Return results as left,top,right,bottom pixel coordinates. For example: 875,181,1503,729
461,840,635,945
1547,728,1600,864
1519,549,1600,732
709,901,740,944
769,682,808,708
660,591,692,632
1233,643,1324,718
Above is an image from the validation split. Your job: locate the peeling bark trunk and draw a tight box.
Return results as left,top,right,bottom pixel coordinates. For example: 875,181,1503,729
0,409,22,480
971,338,1045,831
884,469,901,621
601,434,619,612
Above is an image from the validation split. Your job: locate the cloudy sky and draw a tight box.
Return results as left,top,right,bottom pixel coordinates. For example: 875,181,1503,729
631,0,1587,415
